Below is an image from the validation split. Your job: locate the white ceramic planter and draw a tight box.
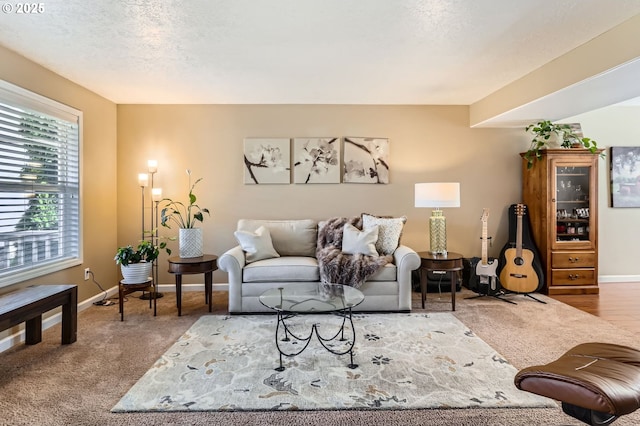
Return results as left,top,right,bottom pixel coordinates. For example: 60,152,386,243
545,131,564,148
179,228,203,258
120,262,153,284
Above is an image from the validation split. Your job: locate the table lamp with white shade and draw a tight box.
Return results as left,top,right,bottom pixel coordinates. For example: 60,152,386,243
415,182,461,255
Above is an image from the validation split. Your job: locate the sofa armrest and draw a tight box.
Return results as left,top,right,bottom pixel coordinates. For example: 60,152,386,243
394,245,421,311
219,245,246,313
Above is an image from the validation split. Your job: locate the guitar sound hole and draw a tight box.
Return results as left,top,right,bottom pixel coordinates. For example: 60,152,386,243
515,257,524,266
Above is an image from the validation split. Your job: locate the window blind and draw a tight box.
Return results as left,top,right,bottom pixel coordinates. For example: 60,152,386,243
0,81,81,287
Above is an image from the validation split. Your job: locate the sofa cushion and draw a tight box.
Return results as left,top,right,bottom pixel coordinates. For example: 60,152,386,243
367,263,397,281
243,256,320,282
238,219,317,257
362,213,406,255
358,279,399,295
342,223,379,256
234,225,280,263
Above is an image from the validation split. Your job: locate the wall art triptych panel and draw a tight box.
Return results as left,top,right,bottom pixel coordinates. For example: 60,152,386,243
243,138,291,184
244,137,390,184
293,138,340,184
343,137,390,184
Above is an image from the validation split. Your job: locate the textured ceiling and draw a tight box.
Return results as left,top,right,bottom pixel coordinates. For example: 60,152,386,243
1,0,640,105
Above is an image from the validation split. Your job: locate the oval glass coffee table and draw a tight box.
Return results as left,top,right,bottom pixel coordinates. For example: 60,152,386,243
259,282,364,371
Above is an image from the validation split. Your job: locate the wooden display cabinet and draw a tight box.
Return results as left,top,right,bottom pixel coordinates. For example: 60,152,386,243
521,149,603,295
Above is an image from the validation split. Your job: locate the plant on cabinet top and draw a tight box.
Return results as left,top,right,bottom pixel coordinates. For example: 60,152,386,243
524,120,600,169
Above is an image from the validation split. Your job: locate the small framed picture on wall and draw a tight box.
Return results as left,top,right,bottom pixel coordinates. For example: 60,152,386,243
610,146,640,207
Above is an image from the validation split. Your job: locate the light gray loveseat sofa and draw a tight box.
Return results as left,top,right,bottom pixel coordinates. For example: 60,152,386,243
219,218,421,313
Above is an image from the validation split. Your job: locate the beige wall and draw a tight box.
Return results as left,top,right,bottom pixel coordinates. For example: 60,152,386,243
117,104,528,285
566,105,640,278
0,46,118,303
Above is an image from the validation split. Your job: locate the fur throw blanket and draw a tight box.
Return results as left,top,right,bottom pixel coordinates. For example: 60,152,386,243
316,216,393,289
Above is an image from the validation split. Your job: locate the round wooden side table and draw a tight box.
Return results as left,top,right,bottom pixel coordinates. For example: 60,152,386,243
167,255,218,316
417,251,464,311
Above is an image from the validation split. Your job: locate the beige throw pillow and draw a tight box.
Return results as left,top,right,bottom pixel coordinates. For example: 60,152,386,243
234,225,280,263
342,223,379,256
361,213,406,255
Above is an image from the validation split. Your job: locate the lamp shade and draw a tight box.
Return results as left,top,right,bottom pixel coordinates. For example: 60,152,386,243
415,183,460,208
147,159,158,173
138,173,149,187
151,187,162,202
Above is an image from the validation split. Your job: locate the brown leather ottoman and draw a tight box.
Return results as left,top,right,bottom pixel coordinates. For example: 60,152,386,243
515,342,640,425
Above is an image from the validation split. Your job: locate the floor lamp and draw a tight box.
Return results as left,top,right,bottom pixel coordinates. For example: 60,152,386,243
140,160,164,299
137,173,148,240
415,182,460,255
152,187,162,299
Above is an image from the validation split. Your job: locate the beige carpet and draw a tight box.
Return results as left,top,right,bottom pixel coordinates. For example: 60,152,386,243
1,288,639,425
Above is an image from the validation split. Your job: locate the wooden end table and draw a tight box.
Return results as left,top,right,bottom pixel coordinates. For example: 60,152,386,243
167,254,218,316
418,251,464,311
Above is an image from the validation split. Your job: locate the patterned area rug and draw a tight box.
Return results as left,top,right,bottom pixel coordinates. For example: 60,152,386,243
112,313,555,412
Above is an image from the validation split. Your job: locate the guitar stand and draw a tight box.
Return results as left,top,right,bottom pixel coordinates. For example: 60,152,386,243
502,291,547,304
465,290,517,305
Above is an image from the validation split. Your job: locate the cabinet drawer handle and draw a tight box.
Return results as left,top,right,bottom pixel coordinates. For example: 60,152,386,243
568,257,580,263
569,274,580,280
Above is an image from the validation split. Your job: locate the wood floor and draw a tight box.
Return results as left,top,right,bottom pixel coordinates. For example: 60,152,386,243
550,282,640,334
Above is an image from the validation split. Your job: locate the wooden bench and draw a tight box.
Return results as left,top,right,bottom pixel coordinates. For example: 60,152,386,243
0,284,77,345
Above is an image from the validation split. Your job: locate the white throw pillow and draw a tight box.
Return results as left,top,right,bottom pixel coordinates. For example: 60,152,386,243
341,223,379,256
234,225,280,263
361,213,406,255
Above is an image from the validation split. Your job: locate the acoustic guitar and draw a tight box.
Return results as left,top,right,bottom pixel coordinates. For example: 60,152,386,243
499,204,539,293
473,209,499,292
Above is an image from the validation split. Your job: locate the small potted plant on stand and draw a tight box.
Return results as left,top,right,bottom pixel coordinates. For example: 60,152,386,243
114,240,160,284
523,120,601,169
160,170,210,258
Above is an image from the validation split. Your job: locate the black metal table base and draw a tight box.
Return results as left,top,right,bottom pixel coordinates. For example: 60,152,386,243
274,308,358,371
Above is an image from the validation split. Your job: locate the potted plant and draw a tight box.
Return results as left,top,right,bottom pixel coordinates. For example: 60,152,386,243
523,120,600,169
114,240,162,284
160,170,210,258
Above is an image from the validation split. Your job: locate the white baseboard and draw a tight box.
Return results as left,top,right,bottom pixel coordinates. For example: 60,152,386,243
157,282,229,292
599,275,640,283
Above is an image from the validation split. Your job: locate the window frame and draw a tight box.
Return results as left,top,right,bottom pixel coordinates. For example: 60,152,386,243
0,79,83,288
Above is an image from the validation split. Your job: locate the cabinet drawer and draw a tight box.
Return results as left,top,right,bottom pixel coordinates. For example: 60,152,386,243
551,269,595,286
551,252,595,268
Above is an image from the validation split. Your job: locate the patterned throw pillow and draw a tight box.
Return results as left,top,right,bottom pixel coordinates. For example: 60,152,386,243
361,213,406,255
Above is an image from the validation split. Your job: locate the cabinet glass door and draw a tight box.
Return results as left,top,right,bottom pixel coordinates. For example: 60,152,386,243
553,161,594,249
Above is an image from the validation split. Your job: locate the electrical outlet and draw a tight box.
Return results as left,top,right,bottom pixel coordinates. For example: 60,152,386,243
84,268,91,281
